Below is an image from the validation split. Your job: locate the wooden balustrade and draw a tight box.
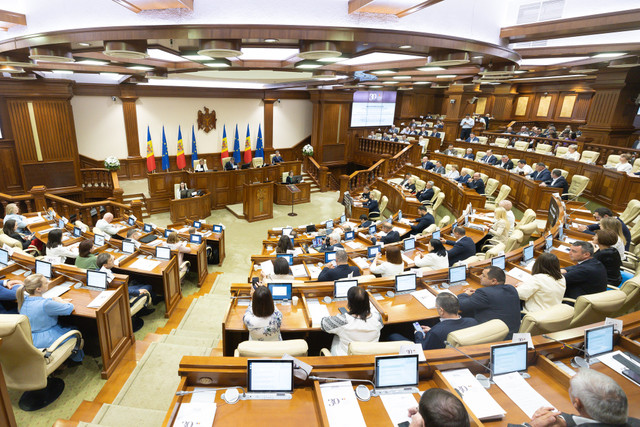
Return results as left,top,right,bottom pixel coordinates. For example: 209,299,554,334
358,138,406,156
0,193,35,217
482,131,583,153
81,168,115,200
303,156,328,192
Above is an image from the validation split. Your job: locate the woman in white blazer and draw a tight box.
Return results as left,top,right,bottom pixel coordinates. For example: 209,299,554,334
414,239,448,271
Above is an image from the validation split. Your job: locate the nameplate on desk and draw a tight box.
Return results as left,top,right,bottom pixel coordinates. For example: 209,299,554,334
411,289,437,309
441,369,505,421
319,382,366,427
174,402,217,427
87,290,116,309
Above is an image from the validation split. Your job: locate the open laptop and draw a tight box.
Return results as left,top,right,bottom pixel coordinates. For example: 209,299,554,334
122,240,136,254
584,324,614,364
445,265,467,288
367,245,381,259
190,234,202,244
267,283,292,301
73,227,82,238
282,227,293,236
85,270,109,291
324,251,337,264
490,341,528,380
212,225,223,233
432,229,441,240
276,253,293,266
521,244,535,268
545,234,554,252
344,231,355,241
334,279,358,300
0,248,8,267
403,238,415,252
127,217,136,226
94,234,105,247
395,273,417,294
245,359,294,400
312,236,324,247
325,220,334,230
373,355,419,395
193,221,202,229
368,225,377,235
491,255,506,270
35,259,52,279
340,214,346,224
155,246,171,261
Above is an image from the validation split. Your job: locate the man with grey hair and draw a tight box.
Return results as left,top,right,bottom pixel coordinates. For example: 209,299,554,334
321,233,344,252
560,241,607,300
512,369,640,427
498,200,515,229
317,249,360,282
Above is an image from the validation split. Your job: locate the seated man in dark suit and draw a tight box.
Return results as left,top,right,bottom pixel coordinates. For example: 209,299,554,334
364,196,379,216
317,249,360,281
465,173,485,194
458,266,521,338
445,227,476,266
271,150,284,163
359,186,371,201
498,154,514,170
561,241,608,300
575,207,632,251
455,171,471,183
540,169,569,200
443,144,457,156
480,149,498,165
417,180,435,203
378,222,400,244
529,162,552,184
388,293,477,350
463,148,475,160
432,161,446,175
465,133,479,143
421,156,435,170
410,205,434,235
224,157,236,171
519,369,640,427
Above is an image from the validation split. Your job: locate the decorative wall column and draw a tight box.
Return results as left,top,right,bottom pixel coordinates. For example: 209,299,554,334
263,98,276,150
489,84,518,129
310,91,352,163
119,94,140,158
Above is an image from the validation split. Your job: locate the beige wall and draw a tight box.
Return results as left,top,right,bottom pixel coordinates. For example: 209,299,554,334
71,96,128,160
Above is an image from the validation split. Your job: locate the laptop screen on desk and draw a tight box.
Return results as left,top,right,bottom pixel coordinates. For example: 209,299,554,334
491,342,528,377
247,360,294,393
375,355,419,389
367,245,381,258
164,229,175,238
58,219,65,229
282,227,293,237
277,253,293,266
523,245,534,263
94,234,105,247
0,248,7,266
193,221,201,229
395,273,417,292
325,251,337,264
369,225,377,235
35,259,52,279
190,234,202,244
334,280,358,299
122,240,135,254
448,265,466,284
432,229,441,240
491,255,505,270
268,283,292,301
86,270,108,290
212,225,223,233
403,238,415,251
397,210,402,221
340,214,346,224
73,227,82,238
545,234,554,251
312,237,324,247
585,324,614,357
127,217,135,226
344,231,354,241
143,224,153,233
155,246,171,260
558,225,564,241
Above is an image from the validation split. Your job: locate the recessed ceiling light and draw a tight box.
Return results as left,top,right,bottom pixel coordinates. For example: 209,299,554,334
182,54,215,61
520,57,589,66
415,81,431,85
393,75,411,80
369,85,383,88
371,69,396,75
318,56,347,63
53,69,74,74
204,60,231,68
416,66,445,72
147,48,188,62
472,55,483,59
298,41,341,60
513,70,527,74
592,52,626,58
436,74,456,78
340,52,424,66
264,38,279,43
383,81,399,84
78,42,91,47
127,65,154,71
104,41,149,60
77,59,109,66
295,60,322,69
510,74,587,81
399,45,412,49
239,48,300,61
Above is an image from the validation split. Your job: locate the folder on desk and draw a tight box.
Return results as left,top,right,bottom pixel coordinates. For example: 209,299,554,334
411,289,437,309
290,264,308,278
442,369,505,421
87,291,116,309
319,382,366,427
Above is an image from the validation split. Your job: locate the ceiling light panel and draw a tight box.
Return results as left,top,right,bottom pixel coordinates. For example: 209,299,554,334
147,48,189,62
239,48,299,61
520,57,589,66
340,52,424,66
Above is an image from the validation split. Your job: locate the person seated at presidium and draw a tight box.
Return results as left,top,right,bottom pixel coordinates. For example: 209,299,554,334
46,228,78,263
317,249,360,281
540,169,569,199
561,241,608,300
514,253,566,313
271,150,284,163
243,284,282,341
458,266,521,338
285,171,294,184
320,286,383,356
445,227,476,266
75,240,97,270
224,157,237,171
17,274,84,362
194,158,207,172
369,245,405,277
410,205,434,235
178,182,192,199
408,388,470,427
465,173,485,194
414,238,449,271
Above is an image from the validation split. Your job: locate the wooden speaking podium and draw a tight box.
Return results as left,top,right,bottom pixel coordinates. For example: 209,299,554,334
243,181,274,222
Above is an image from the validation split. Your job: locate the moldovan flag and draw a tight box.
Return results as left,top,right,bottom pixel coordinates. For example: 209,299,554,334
244,124,252,164
221,125,229,162
146,126,156,172
176,126,186,169
256,124,264,159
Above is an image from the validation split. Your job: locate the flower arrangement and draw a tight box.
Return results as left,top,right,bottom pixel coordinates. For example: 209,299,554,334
104,156,121,171
302,144,314,157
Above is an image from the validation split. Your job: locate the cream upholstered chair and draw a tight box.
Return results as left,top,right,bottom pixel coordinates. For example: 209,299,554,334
535,144,553,154
494,137,509,148
0,314,83,411
446,319,509,347
431,192,445,212
454,148,465,157
370,189,382,202
605,154,620,168
478,173,489,185
632,158,640,173
579,150,599,164
414,179,426,193
439,132,445,142
519,304,574,335
485,229,524,256
421,223,438,235
515,209,538,243
517,209,537,227
555,146,569,157
92,226,108,237
476,150,486,161
619,199,640,225
481,178,499,198
438,215,450,228
347,341,413,356
356,274,377,283
193,158,208,170
235,339,308,357
222,157,232,169
485,185,511,210
477,136,488,145
378,195,389,216
630,221,640,246
252,157,264,168
563,175,589,201
557,169,569,178
514,140,529,151
375,132,382,139
567,290,627,328
269,153,276,163
0,230,23,250
611,275,640,317
422,186,441,207
406,136,416,142
460,167,474,178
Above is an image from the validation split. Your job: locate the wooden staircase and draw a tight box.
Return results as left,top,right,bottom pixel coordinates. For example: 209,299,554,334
303,172,321,193
122,193,150,219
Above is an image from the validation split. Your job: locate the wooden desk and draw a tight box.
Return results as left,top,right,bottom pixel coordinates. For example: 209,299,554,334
274,182,311,205
167,219,226,267
169,191,212,223
2,252,134,379
243,182,274,222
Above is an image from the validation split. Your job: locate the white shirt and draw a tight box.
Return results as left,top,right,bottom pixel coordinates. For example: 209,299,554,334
460,118,474,128
47,245,78,263
490,219,509,244
616,162,632,173
514,164,534,175
562,151,580,161
614,237,626,260
369,261,405,277
321,311,383,356
517,273,566,313
414,252,448,271
506,211,516,230
445,170,460,179
96,219,118,236
194,163,206,172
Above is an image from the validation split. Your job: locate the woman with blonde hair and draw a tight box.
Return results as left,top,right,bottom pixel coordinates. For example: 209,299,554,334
17,274,84,361
489,207,510,244
600,217,626,260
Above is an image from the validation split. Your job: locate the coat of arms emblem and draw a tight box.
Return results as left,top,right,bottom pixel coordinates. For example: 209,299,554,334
197,107,217,133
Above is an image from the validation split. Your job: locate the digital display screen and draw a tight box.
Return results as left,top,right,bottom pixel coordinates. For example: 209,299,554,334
268,283,292,301
213,225,223,233
367,245,381,258
345,231,355,241
35,259,52,279
164,229,173,238
403,238,415,251
397,210,402,221
375,355,419,388
122,240,135,254
491,342,528,377
585,324,614,357
282,227,293,237
58,219,65,229
86,270,108,290
325,251,337,264
247,360,294,393
491,255,506,270
395,273,416,292
523,245,534,262
155,246,171,260
432,230,441,240
313,237,324,247
277,253,293,266
0,249,8,266
190,234,202,244
340,215,346,224
369,225,377,235
326,220,334,230
558,225,564,241
143,224,152,233
545,234,554,250
351,91,397,128
94,234,105,247
127,217,135,226
73,227,82,237
449,265,466,283
193,221,201,229
334,280,358,299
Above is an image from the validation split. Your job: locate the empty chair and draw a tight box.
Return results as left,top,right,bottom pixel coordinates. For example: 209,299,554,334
0,314,83,411
579,150,599,164
632,158,640,173
494,137,509,148
476,150,486,160
557,169,569,178
514,140,529,151
517,209,537,227
535,144,553,154
438,215,450,228
414,179,426,193
481,178,499,198
563,175,590,201
378,195,389,216
347,340,413,356
485,184,511,210
431,192,445,212
454,148,465,157
477,136,488,145
611,275,640,317
516,220,538,244
445,164,453,173
235,339,308,357
478,173,489,185
446,319,509,347
252,157,264,168
567,290,627,328
485,229,524,257
555,146,569,157
421,223,438,235
606,154,620,168
618,199,640,225
519,304,575,335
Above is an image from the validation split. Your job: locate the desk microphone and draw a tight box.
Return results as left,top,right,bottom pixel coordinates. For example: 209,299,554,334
443,341,492,389
365,285,395,298
308,376,376,401
176,386,246,404
541,334,589,368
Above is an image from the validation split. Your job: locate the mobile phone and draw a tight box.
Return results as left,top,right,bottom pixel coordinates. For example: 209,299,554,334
413,321,425,339
622,368,640,384
339,307,348,315
251,277,259,289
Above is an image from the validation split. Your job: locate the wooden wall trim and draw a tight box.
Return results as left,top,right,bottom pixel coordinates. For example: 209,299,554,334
264,99,275,149
120,97,140,157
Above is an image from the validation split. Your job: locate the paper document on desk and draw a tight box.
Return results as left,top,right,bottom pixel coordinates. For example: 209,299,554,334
129,258,161,271
598,351,640,386
507,267,533,282
401,254,414,265
399,218,412,225
146,239,163,247
25,216,45,225
406,197,418,202
307,265,321,279
189,388,217,403
344,241,364,250
381,393,418,426
306,299,330,327
392,227,405,234
411,289,437,309
293,247,304,256
260,260,274,276
308,247,318,254
493,372,554,418
352,257,370,270
441,369,505,421
174,402,217,427
553,245,571,254
290,264,308,278
87,291,116,308
319,382,366,427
